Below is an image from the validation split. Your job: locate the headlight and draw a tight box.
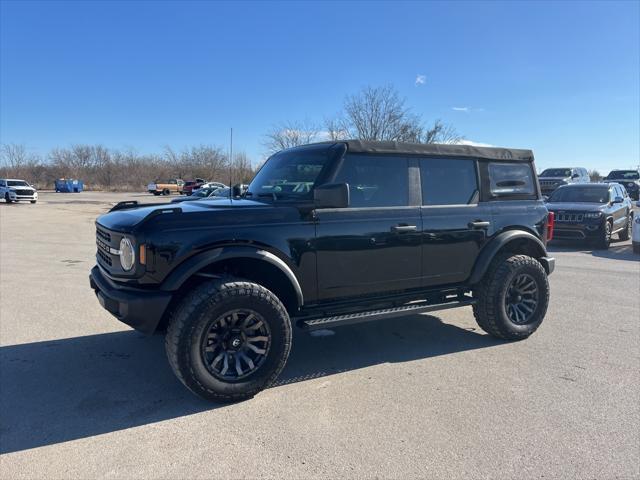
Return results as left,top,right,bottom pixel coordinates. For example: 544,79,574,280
119,237,135,271
583,212,602,219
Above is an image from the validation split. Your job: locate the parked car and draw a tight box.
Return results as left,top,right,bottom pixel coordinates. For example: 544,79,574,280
633,201,640,254
201,182,227,190
0,178,38,203
181,178,207,196
170,186,224,203
538,167,590,196
90,140,555,402
545,183,633,249
147,179,185,195
603,170,640,200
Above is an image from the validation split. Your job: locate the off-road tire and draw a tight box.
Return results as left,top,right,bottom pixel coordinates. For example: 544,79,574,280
618,214,632,241
165,277,292,402
595,219,612,249
4,193,12,203
473,253,549,340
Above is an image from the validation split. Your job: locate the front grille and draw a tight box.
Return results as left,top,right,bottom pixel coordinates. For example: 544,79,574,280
14,189,33,196
556,213,584,222
554,229,586,239
97,249,112,266
96,227,111,242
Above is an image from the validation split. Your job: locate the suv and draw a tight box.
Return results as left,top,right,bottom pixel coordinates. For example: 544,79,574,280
90,141,555,402
603,170,640,200
181,178,207,196
0,178,38,203
147,179,185,195
538,167,589,196
545,183,633,248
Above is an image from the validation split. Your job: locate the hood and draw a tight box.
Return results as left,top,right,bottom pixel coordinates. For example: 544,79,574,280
545,202,606,212
96,197,294,232
9,185,35,191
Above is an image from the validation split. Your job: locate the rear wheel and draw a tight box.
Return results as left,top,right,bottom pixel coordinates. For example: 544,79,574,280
619,214,632,241
165,278,292,402
473,253,549,340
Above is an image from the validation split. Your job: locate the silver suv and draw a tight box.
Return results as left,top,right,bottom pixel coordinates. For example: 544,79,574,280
538,167,589,196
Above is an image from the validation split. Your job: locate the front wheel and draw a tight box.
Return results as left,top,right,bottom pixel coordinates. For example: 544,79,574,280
473,253,550,340
595,220,612,249
619,214,632,241
30,200,36,204
165,278,292,402
4,193,12,203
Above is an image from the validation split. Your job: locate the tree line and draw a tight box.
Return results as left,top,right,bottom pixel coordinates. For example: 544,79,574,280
0,143,255,191
1,85,463,190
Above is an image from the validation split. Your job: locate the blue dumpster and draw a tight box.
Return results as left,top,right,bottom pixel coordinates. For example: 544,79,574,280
55,179,84,193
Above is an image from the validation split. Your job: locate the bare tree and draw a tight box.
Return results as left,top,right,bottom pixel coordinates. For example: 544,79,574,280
588,169,602,182
0,144,29,169
339,85,424,142
263,120,320,154
423,120,463,144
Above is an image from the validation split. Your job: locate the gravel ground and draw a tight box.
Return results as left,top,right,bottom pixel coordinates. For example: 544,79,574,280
1,192,638,479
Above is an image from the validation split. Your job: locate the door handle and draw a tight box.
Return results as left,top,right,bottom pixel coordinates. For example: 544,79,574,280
468,220,491,229
391,224,417,233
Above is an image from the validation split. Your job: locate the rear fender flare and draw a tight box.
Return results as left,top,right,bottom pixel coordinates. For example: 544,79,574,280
469,230,548,284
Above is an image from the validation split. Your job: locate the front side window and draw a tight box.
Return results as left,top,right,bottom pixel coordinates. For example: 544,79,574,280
332,154,408,208
489,163,535,196
420,158,477,205
248,146,330,199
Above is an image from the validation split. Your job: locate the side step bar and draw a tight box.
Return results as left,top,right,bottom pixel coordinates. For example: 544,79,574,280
298,298,476,331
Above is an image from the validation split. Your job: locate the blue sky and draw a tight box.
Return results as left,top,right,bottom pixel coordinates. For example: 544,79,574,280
1,0,638,172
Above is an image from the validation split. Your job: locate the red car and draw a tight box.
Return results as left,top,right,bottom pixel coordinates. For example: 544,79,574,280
181,178,206,195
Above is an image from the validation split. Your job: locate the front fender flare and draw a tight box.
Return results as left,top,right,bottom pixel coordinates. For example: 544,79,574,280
160,246,304,308
468,230,549,285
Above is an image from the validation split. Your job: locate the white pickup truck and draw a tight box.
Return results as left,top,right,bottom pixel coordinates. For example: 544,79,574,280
0,178,38,203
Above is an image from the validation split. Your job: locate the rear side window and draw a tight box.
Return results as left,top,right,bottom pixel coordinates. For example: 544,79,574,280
488,163,535,197
420,158,478,205
333,154,408,207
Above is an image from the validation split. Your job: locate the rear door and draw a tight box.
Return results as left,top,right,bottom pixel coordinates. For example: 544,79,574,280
419,157,492,286
612,185,628,230
315,154,422,300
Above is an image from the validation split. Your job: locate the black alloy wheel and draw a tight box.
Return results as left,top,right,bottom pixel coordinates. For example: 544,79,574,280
505,273,539,325
201,309,271,381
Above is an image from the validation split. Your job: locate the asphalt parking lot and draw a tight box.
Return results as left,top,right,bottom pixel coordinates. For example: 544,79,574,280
1,192,638,479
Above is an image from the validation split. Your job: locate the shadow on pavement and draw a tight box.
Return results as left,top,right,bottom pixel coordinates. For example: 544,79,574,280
548,240,639,262
0,314,501,453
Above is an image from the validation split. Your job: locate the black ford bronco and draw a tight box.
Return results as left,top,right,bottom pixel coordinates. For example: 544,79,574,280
90,141,555,402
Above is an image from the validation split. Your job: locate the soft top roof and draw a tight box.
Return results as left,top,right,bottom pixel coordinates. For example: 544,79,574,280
297,140,534,162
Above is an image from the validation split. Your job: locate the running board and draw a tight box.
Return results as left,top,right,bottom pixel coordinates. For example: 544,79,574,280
298,298,476,331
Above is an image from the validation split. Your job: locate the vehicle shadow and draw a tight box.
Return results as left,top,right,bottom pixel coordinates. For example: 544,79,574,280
548,240,638,262
0,314,502,454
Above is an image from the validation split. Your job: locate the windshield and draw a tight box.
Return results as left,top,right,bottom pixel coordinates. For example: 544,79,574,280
549,187,609,203
247,147,329,198
192,188,213,197
7,180,29,187
605,170,639,180
540,168,571,178
213,187,230,197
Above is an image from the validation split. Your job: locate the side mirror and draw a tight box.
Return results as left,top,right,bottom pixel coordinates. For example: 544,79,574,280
542,195,549,202
232,184,247,197
613,196,624,204
314,183,350,208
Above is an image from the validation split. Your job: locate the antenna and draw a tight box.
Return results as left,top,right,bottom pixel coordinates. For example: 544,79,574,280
229,127,233,201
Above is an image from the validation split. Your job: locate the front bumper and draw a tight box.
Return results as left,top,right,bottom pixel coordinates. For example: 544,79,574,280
539,256,555,275
89,265,172,334
552,221,604,241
